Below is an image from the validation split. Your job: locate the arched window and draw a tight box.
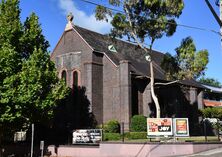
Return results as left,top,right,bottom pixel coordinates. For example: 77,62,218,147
73,71,79,87
61,70,67,84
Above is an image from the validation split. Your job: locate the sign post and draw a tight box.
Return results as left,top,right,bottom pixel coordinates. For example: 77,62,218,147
40,141,44,157
30,124,34,157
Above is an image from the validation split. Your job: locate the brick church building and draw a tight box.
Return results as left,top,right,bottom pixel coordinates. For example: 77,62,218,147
51,14,204,133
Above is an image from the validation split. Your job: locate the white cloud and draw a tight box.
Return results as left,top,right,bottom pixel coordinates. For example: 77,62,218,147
58,0,112,34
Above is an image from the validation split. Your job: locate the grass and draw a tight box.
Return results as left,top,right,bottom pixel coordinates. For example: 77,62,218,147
104,136,220,143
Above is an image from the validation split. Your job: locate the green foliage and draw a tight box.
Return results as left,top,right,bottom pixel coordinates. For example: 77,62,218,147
16,48,68,124
0,43,21,82
104,119,120,133
0,0,22,52
160,53,179,80
161,37,209,80
103,133,121,141
125,132,147,139
199,77,221,88
21,12,49,58
130,115,147,132
175,37,208,79
0,0,68,132
95,0,184,46
200,108,222,119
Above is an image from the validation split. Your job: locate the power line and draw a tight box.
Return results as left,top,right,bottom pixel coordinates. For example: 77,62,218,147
81,0,124,13
80,0,221,36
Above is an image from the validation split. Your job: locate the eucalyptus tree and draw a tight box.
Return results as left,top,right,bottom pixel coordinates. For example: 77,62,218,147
95,0,184,118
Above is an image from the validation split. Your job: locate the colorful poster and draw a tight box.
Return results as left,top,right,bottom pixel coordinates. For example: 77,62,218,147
147,118,173,136
174,118,189,137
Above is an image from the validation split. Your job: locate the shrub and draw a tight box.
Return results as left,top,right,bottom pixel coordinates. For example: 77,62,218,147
130,115,147,132
200,107,222,119
125,132,147,139
104,119,120,133
103,133,121,141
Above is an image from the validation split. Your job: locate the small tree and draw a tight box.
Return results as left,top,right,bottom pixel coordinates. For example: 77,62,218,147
95,0,184,118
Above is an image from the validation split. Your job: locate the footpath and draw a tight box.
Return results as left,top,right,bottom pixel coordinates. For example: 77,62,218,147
176,147,222,157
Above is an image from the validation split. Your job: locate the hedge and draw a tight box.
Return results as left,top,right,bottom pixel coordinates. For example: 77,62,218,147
130,115,147,132
104,119,120,133
103,133,121,141
125,132,147,139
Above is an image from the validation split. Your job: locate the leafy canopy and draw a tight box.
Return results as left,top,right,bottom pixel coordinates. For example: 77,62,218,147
199,77,221,87
95,0,184,47
200,107,222,119
0,0,22,52
161,37,209,80
0,0,68,130
21,12,49,59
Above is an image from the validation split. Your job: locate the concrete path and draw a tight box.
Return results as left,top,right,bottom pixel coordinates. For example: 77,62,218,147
175,147,222,157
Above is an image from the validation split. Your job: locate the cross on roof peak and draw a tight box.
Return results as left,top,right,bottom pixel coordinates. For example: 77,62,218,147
65,12,74,31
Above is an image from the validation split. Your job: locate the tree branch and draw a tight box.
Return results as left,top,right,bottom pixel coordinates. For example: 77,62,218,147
124,3,149,54
155,80,179,86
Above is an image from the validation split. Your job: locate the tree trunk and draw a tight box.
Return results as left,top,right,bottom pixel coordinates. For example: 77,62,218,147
149,44,161,118
150,61,161,118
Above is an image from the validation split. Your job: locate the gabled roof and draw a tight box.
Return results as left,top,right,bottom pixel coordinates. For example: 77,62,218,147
73,25,204,88
202,84,222,93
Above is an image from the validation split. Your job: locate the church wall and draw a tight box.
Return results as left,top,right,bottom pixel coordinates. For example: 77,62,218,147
51,30,92,63
51,29,93,88
119,60,132,131
91,52,104,124
103,56,120,123
51,28,106,126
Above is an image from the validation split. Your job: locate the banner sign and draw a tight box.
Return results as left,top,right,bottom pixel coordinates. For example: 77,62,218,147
147,118,173,136
173,118,189,137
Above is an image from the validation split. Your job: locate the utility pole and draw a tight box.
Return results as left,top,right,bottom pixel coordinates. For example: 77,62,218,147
205,0,222,45
205,0,222,26
219,0,222,39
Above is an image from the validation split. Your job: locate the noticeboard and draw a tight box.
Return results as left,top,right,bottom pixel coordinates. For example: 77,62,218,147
147,118,173,136
173,118,189,137
14,131,26,142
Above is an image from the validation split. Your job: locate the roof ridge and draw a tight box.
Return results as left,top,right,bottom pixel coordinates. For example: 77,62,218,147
74,25,165,55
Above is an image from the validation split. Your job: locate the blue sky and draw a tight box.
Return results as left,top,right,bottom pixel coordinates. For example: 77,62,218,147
19,0,222,83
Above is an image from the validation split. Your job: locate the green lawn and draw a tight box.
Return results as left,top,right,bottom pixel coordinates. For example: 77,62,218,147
104,136,221,143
